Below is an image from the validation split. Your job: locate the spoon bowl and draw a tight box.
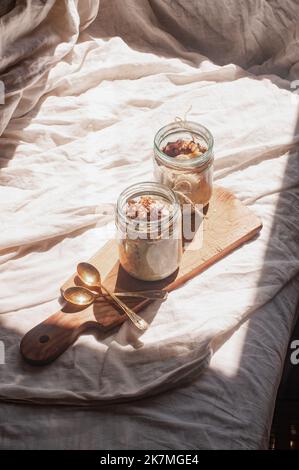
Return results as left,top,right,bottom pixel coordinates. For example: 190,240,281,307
77,262,101,288
63,286,97,306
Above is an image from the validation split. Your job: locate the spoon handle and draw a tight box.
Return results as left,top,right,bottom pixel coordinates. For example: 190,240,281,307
115,290,167,300
101,284,149,331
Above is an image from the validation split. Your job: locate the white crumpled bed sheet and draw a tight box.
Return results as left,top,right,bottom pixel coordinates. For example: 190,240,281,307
0,0,299,449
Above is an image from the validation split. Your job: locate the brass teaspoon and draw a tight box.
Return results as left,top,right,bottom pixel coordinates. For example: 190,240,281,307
77,262,149,331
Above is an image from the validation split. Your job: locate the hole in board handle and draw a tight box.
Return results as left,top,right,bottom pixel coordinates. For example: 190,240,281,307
39,335,50,344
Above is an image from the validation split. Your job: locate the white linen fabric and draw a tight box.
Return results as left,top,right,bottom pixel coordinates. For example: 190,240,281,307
0,0,299,448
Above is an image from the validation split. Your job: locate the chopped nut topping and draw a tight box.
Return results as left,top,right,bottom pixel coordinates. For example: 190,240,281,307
162,139,207,159
126,196,172,222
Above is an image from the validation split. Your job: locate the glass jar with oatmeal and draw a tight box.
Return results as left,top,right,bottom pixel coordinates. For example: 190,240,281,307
153,121,214,208
116,182,182,281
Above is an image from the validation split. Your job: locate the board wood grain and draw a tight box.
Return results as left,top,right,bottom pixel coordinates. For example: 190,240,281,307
20,187,262,365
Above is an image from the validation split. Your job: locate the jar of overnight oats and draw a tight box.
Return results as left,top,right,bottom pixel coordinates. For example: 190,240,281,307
116,182,182,281
153,121,214,208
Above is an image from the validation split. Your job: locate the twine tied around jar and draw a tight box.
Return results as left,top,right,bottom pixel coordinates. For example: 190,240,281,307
174,105,197,141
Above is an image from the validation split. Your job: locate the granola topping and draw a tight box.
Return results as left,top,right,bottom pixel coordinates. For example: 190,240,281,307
162,139,207,160
126,195,172,222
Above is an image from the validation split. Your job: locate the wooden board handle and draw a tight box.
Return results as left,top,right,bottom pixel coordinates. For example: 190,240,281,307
20,306,94,365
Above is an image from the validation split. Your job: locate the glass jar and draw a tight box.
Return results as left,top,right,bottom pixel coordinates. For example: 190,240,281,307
116,182,182,281
153,121,214,208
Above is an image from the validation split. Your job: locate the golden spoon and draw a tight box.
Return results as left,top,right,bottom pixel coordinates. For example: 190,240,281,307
63,286,96,306
63,285,167,306
77,262,149,331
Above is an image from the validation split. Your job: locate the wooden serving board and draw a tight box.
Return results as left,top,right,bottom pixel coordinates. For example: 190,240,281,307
20,187,262,365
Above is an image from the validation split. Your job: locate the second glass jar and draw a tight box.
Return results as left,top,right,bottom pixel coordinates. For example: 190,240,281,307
153,121,214,208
